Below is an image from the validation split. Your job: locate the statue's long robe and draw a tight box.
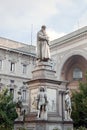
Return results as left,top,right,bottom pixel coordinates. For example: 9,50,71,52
37,30,50,60
65,94,71,110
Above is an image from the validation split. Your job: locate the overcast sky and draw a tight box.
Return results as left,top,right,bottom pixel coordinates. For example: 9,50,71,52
0,0,87,45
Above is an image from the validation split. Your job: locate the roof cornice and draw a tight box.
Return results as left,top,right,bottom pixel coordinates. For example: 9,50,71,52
50,26,87,48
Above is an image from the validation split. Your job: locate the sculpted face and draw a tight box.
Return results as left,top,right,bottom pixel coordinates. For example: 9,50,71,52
65,89,69,94
40,86,45,92
41,25,46,31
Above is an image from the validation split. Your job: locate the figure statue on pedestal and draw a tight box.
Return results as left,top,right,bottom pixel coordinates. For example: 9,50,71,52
37,86,48,120
16,90,22,117
37,25,51,62
65,89,72,120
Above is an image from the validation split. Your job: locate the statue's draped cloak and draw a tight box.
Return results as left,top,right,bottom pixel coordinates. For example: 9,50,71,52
37,30,50,60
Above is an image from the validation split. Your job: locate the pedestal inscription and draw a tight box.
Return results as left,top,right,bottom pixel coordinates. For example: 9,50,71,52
30,89,38,112
36,124,45,130
47,88,56,112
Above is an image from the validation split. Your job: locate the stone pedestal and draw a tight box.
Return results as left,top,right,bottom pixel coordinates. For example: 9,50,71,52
14,120,73,130
14,61,73,130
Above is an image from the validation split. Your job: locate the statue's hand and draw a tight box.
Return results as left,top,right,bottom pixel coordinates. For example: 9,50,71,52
45,100,48,105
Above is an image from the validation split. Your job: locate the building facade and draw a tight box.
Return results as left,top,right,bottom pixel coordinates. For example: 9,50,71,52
0,37,36,111
50,26,87,91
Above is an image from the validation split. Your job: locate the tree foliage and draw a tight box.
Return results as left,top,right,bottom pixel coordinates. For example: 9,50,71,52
71,75,87,128
0,88,18,129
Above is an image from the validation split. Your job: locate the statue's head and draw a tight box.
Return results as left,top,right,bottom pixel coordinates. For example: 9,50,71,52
40,86,45,92
18,90,21,95
41,25,46,30
65,89,69,94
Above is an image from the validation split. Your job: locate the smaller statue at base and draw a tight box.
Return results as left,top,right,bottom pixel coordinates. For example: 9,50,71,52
65,89,72,120
37,86,48,120
16,90,22,117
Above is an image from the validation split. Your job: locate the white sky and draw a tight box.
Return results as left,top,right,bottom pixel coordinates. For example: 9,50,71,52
0,0,87,45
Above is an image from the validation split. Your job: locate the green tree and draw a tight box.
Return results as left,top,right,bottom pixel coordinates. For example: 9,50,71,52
71,75,87,128
0,88,18,129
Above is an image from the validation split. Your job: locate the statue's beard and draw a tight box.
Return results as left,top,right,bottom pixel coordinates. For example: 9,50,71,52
42,30,46,35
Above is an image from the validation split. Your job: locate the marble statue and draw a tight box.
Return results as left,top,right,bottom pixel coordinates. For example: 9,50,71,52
37,86,48,120
37,25,51,61
65,89,72,120
16,91,22,117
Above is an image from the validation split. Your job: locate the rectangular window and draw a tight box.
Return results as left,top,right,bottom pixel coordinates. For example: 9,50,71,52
73,68,82,80
10,80,14,84
73,72,82,79
22,90,26,102
10,88,14,96
32,58,35,65
10,62,15,72
23,82,26,85
23,64,27,74
0,60,2,69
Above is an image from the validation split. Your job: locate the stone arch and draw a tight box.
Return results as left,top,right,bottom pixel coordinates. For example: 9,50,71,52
58,49,87,79
58,50,87,90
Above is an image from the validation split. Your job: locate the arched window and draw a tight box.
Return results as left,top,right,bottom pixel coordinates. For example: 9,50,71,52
73,68,82,80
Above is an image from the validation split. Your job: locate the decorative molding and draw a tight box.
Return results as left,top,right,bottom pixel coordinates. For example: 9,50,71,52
7,84,17,88
0,73,30,80
21,61,30,65
50,28,87,49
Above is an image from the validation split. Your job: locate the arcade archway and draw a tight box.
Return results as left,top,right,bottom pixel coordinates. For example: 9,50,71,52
61,55,87,90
